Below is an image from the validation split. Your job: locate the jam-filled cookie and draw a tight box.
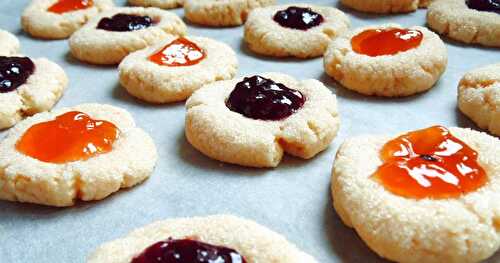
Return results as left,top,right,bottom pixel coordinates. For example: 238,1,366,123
184,0,276,27
88,215,317,263
324,24,447,97
128,0,183,9
119,36,238,103
69,7,186,65
244,4,350,58
0,104,157,207
0,30,20,56
332,126,500,263
427,0,500,47
21,0,114,39
340,0,424,13
0,55,67,129
185,72,340,168
458,63,500,136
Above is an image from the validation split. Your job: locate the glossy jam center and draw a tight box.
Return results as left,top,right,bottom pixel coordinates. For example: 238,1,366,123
97,14,153,32
0,56,35,93
273,6,324,30
131,238,247,263
373,126,487,199
466,0,500,13
351,28,423,57
149,38,205,67
48,0,93,13
226,75,305,121
16,111,119,164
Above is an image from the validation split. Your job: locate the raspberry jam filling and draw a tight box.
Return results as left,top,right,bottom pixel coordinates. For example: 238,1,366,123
351,28,423,57
97,14,153,32
373,126,487,199
0,56,35,93
466,0,500,13
16,111,119,164
273,6,324,30
131,238,247,263
226,75,305,121
48,0,93,14
149,38,205,67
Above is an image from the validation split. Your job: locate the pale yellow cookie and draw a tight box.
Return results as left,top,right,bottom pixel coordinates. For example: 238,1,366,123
427,0,500,47
119,36,238,103
0,103,158,207
87,215,317,263
184,0,276,27
0,56,67,130
21,0,114,39
128,0,183,9
185,72,340,168
69,7,186,65
458,63,500,136
324,24,447,97
244,4,350,58
332,127,500,263
341,0,419,13
0,30,20,56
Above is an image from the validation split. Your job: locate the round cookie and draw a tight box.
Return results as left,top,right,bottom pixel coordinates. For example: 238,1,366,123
419,0,434,7
185,72,340,168
427,0,500,47
88,215,317,263
244,4,350,58
21,0,114,39
0,56,67,129
0,30,20,56
332,127,500,263
184,0,276,27
458,63,500,136
0,103,158,207
119,36,238,103
324,24,447,97
128,0,183,9
69,7,186,65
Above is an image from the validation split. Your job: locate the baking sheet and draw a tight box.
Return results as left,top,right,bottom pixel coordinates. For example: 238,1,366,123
0,0,499,262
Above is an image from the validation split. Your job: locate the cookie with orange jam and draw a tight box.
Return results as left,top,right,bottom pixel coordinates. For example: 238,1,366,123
119,35,237,103
22,0,114,39
324,24,447,97
0,103,157,207
332,126,500,263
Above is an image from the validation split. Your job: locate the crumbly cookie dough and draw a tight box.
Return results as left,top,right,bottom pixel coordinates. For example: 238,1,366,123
244,4,350,58
128,0,183,9
184,0,276,27
21,0,114,39
185,72,340,168
332,127,500,263
119,35,238,103
427,0,500,47
324,24,447,97
341,0,420,13
0,103,158,207
0,30,20,55
69,7,186,65
88,214,317,263
458,63,500,136
0,56,67,130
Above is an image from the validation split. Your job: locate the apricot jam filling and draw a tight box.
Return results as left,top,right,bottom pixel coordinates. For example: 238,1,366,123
16,111,119,164
351,28,423,57
48,0,93,14
373,126,487,199
148,38,205,67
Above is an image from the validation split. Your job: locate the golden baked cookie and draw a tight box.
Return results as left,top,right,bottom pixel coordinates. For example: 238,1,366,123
324,24,447,97
21,0,114,39
185,72,340,168
69,7,186,65
128,0,183,9
244,4,350,58
332,126,500,263
184,0,276,27
0,30,20,56
0,103,157,207
340,0,419,13
458,63,500,136
119,35,238,103
419,0,434,7
88,215,317,263
427,0,500,47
